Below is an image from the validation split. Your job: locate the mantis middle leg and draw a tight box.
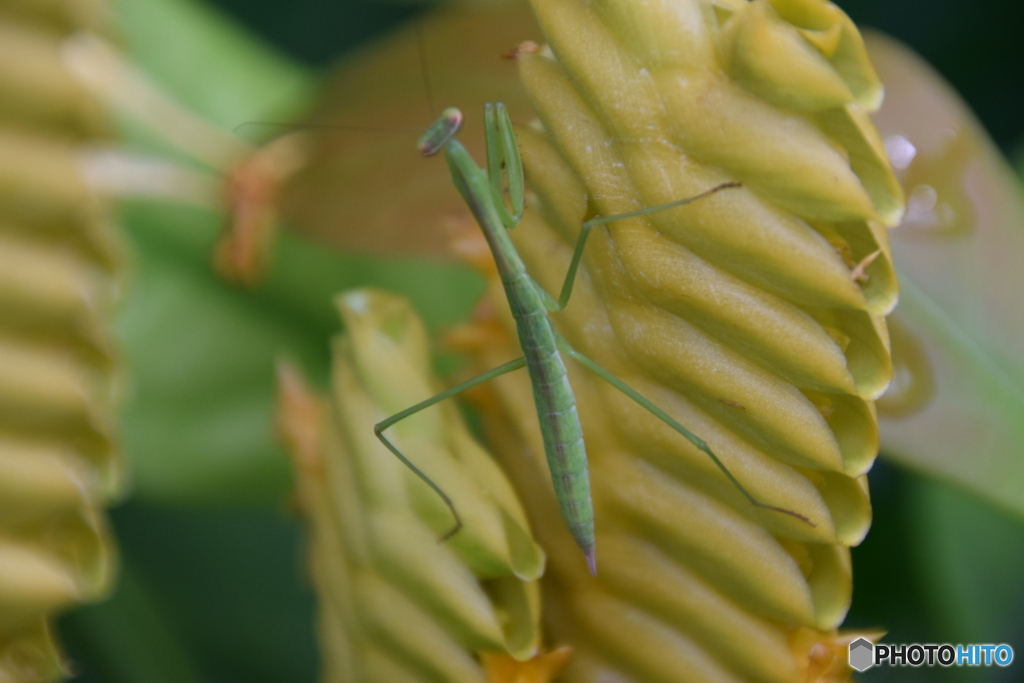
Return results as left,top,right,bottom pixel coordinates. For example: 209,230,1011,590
532,182,742,313
375,356,527,539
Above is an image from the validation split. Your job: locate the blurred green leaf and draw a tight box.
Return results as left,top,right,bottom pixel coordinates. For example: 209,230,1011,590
908,476,1024,682
117,199,483,505
61,561,206,683
867,32,1024,520
849,463,1024,683
110,0,316,130
63,502,321,683
109,0,484,505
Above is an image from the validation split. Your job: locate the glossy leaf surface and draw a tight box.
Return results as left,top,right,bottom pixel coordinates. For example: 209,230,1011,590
869,32,1024,519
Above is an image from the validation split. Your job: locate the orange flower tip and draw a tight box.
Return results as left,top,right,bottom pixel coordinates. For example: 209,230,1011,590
441,321,505,354
792,628,887,682
481,646,574,683
472,299,499,323
212,136,311,286
850,249,882,283
213,229,269,287
275,360,324,471
447,216,496,275
502,40,541,60
214,169,276,286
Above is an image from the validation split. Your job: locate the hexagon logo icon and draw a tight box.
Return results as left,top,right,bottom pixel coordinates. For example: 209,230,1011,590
849,638,875,672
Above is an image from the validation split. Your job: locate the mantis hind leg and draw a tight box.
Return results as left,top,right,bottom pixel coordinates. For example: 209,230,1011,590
554,335,814,527
374,356,527,541
534,182,742,313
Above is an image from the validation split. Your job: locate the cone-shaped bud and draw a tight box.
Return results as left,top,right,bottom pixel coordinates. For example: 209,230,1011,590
450,0,901,680
0,3,123,680
278,289,554,681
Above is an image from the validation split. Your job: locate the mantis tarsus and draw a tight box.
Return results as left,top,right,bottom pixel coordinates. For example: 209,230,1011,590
374,104,813,576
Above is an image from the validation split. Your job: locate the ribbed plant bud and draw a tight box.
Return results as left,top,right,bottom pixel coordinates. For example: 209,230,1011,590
0,3,123,682
448,0,901,681
277,289,561,682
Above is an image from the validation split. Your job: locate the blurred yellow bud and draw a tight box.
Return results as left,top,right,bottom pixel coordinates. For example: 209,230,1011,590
0,2,123,680
278,289,550,681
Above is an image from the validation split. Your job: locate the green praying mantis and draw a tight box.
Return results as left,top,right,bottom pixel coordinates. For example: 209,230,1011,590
373,103,814,576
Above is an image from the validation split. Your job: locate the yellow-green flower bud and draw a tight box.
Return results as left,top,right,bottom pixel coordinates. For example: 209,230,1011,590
0,9,109,137
278,289,550,682
451,0,901,680
0,2,123,681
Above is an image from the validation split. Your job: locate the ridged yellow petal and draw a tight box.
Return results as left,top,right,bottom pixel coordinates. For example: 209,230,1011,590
449,0,899,681
0,3,123,679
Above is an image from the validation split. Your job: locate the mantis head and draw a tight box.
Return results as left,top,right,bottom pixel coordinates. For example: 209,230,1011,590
417,107,464,157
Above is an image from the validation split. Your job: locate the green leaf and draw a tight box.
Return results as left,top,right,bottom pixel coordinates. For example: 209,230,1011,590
60,560,206,683
867,32,1024,519
107,0,484,505
109,0,316,130
116,200,482,505
908,476,1024,681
